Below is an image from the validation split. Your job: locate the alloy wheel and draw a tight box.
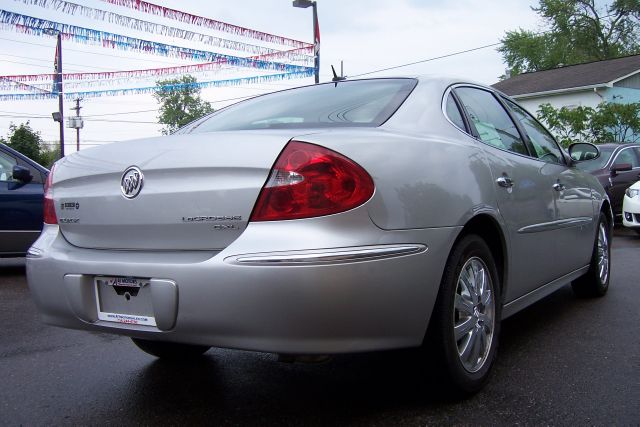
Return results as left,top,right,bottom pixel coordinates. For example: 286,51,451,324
597,222,609,284
453,257,495,373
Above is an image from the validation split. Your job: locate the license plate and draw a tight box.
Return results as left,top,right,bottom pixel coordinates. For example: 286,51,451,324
95,276,156,327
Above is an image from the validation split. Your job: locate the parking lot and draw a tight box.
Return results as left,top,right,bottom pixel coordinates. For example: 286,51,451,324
1,227,638,425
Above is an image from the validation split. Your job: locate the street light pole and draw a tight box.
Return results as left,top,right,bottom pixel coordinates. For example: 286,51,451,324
56,32,64,158
292,0,319,84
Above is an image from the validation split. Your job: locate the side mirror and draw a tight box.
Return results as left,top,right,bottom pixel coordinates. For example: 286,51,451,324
610,163,632,176
12,165,33,183
568,142,600,162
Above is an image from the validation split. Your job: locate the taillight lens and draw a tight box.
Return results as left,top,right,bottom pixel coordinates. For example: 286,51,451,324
43,163,57,224
250,141,374,221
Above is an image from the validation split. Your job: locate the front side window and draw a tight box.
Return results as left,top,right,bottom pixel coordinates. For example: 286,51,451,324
183,79,418,133
505,100,564,165
454,87,528,156
0,151,17,182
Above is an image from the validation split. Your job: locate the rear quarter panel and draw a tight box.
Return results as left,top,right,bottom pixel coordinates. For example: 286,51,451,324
300,79,498,231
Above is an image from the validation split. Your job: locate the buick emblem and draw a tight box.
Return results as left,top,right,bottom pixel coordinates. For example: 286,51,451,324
120,166,144,199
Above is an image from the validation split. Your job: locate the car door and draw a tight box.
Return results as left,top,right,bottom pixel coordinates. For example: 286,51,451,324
453,86,559,302
608,147,640,216
0,148,45,256
503,99,595,274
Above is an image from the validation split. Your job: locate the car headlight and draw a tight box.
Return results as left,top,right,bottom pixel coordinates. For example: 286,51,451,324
626,188,640,198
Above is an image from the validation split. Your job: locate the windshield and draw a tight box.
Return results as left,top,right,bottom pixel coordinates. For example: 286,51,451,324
575,146,614,172
181,78,417,134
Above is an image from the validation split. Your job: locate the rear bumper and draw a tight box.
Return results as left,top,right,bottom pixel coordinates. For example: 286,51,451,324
26,218,460,354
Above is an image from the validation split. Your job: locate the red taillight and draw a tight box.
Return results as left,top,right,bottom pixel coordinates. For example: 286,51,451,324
43,163,57,225
250,141,375,221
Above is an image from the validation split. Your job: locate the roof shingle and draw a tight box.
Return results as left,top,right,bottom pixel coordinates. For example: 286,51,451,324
492,54,640,96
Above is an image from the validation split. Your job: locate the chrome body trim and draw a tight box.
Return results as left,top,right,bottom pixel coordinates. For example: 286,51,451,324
228,244,427,266
517,217,593,234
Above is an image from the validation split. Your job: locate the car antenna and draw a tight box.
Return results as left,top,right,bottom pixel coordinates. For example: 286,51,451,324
331,60,347,86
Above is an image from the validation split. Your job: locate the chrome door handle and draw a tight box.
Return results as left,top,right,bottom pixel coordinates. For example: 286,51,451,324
496,176,514,188
553,182,565,191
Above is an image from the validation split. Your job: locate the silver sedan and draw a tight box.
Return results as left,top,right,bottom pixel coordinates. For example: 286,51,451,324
27,76,611,396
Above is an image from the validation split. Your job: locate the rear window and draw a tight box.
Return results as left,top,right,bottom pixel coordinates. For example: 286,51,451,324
182,78,417,133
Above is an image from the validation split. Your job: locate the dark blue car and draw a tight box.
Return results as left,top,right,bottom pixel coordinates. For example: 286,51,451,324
0,143,49,257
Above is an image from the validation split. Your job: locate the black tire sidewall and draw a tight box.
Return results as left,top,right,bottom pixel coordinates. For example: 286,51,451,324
435,234,502,394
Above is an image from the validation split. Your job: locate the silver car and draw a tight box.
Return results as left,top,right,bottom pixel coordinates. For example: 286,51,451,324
27,77,611,395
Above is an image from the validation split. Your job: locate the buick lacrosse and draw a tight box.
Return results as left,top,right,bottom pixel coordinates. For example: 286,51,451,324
27,77,611,395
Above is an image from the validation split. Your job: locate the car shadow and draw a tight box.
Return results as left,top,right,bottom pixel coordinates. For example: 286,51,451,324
117,284,598,425
0,258,26,276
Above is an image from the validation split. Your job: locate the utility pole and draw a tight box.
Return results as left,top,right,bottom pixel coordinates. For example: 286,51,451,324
45,29,65,158
69,98,83,152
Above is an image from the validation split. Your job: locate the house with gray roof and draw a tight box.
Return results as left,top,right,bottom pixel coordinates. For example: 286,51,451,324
492,54,640,115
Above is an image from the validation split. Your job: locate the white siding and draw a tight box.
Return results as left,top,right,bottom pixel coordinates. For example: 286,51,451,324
513,90,603,116
614,74,640,89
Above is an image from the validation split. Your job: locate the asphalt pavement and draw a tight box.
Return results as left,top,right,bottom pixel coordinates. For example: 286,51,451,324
1,228,638,425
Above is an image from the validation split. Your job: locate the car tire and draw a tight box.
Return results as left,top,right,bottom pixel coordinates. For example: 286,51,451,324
571,213,610,297
131,338,210,359
427,234,501,396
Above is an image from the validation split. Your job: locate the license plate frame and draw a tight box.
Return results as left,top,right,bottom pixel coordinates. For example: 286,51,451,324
94,276,156,327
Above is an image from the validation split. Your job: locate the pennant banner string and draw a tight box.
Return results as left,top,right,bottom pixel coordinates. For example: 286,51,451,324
0,70,314,101
0,77,52,93
0,10,314,74
99,0,311,49
13,0,311,58
0,46,312,84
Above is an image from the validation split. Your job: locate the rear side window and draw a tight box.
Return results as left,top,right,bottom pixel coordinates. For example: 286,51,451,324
185,79,417,133
454,87,528,156
445,94,467,131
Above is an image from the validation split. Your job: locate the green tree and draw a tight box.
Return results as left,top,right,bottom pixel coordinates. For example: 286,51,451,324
537,104,595,146
6,122,43,162
537,102,640,146
39,143,60,168
500,0,640,76
153,75,214,135
591,102,640,143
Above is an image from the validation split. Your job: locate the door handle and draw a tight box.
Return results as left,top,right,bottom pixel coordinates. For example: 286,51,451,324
553,182,565,191
496,176,514,188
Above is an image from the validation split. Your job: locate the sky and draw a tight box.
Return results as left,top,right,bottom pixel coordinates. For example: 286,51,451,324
0,0,542,154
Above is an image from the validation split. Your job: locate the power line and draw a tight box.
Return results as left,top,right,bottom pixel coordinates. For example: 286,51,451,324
82,109,158,117
0,114,158,124
0,36,192,67
0,53,117,71
0,58,99,73
348,12,621,78
350,42,502,78
84,118,158,124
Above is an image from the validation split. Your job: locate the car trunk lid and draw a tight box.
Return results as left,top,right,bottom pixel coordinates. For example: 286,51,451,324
52,131,306,250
